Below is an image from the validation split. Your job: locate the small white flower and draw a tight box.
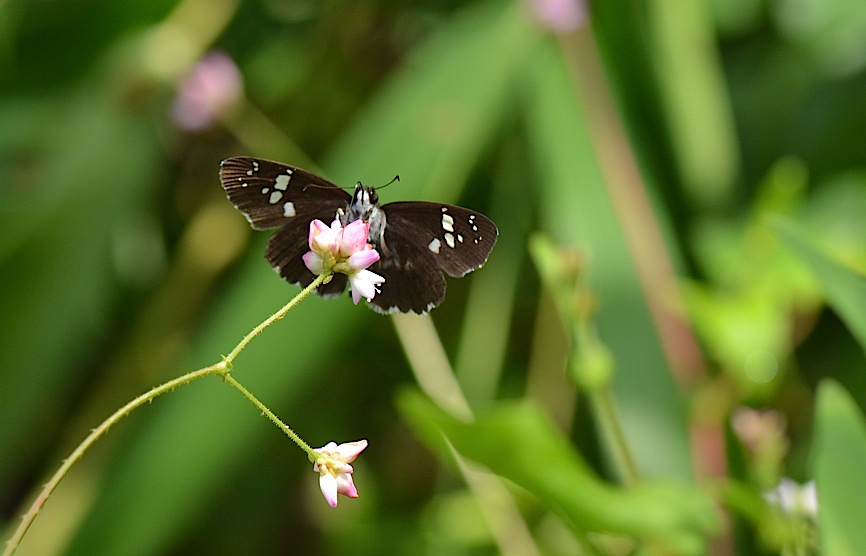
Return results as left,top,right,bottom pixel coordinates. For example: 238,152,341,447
764,478,818,519
348,268,385,304
312,440,368,508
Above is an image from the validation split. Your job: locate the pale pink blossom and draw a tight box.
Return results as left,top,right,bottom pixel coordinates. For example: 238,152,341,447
302,219,385,304
531,0,586,33
312,440,368,507
338,220,371,257
172,51,242,131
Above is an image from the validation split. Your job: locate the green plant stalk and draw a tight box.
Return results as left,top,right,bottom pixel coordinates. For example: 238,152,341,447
587,385,641,486
222,373,316,459
4,273,329,556
224,273,328,364
570,319,641,487
2,364,226,556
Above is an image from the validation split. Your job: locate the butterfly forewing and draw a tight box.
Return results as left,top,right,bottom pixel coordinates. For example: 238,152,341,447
221,156,354,296
219,157,350,230
382,202,498,277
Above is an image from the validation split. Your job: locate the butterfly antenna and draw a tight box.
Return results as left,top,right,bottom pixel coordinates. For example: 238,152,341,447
376,175,400,190
327,175,400,193
303,182,338,192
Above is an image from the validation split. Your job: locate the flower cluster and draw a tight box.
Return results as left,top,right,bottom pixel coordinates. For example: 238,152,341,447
312,440,368,507
303,219,385,304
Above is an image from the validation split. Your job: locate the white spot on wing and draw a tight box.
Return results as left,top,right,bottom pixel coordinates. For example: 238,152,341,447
444,232,455,248
274,174,290,191
428,238,441,254
269,191,283,204
441,212,455,232
261,187,269,194
283,201,296,217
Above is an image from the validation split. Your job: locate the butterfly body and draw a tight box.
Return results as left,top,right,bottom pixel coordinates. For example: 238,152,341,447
220,156,498,313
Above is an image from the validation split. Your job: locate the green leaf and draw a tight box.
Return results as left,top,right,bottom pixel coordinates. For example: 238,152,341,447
811,380,866,555
325,0,540,199
772,217,866,355
399,389,717,555
0,87,163,479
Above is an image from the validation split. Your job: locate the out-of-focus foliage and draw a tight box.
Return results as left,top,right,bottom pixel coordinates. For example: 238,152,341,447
3,0,866,554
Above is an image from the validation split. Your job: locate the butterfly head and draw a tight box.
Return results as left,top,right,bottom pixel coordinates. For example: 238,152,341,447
340,183,387,252
348,183,379,218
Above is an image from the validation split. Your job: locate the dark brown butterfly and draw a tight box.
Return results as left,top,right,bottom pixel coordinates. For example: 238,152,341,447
220,157,498,313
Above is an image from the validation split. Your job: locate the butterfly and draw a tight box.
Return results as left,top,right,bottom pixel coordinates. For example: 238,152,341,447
219,157,498,314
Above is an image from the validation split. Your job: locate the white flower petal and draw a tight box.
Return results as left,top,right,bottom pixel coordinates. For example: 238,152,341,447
349,270,385,304
319,473,339,508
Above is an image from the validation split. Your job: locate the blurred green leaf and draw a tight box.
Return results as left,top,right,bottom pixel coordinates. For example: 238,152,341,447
325,0,540,198
0,85,163,478
811,380,866,554
773,218,866,355
649,0,740,204
802,171,866,272
774,0,866,75
682,284,789,396
398,389,717,555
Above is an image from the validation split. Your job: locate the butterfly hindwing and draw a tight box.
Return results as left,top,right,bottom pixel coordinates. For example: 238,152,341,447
366,231,447,314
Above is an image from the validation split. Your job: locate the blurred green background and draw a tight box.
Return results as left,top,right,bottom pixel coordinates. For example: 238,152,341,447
3,0,866,554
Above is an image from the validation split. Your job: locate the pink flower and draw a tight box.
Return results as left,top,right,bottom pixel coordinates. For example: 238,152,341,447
302,219,385,304
172,51,242,131
312,440,368,508
531,0,587,33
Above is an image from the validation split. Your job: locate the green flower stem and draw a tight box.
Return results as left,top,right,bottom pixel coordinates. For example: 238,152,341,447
4,273,330,556
570,319,640,487
588,386,641,486
3,363,226,556
221,373,316,460
224,273,329,365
